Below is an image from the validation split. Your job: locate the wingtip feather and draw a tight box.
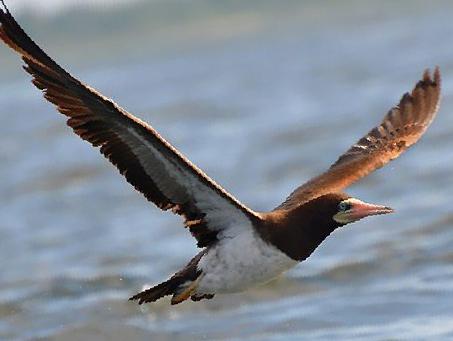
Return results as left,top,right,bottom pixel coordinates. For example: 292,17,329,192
433,66,441,86
0,0,8,14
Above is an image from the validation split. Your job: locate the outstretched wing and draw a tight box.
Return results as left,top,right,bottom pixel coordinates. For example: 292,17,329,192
0,3,260,247
278,68,441,210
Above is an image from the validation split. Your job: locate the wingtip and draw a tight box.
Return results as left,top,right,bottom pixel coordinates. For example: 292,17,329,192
412,67,441,101
0,0,9,14
433,66,441,86
422,68,430,82
423,66,441,86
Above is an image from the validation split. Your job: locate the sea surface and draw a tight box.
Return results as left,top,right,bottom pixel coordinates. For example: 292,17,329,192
1,1,453,340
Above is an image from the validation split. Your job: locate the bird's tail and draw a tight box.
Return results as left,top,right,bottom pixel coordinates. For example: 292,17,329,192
129,275,187,305
129,251,214,305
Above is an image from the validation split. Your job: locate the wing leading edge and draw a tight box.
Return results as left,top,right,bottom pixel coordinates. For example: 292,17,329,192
0,3,260,247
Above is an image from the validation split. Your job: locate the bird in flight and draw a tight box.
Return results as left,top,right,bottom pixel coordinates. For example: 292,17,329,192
0,2,441,305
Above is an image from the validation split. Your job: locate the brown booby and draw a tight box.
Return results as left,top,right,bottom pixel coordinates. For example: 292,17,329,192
0,2,441,305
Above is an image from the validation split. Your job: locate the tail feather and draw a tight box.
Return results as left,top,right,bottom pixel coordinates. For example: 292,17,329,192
129,250,214,305
129,277,182,305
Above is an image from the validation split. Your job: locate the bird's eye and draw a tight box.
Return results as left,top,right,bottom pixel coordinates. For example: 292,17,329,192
338,201,352,212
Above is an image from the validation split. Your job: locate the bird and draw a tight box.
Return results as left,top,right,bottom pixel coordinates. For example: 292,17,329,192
0,2,441,305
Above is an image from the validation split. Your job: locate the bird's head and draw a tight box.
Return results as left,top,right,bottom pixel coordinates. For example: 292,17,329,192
323,193,394,226
262,193,395,261
285,192,394,231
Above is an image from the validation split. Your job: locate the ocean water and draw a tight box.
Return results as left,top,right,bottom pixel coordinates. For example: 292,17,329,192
3,0,142,15
1,1,453,340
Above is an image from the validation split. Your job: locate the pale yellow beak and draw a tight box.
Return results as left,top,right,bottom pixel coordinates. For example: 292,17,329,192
334,199,394,224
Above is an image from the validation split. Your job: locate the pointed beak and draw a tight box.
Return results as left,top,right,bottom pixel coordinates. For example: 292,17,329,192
334,199,394,224
348,201,394,221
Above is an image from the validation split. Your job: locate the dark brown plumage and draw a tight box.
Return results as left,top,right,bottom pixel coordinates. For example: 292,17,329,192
277,68,440,209
0,2,441,305
0,2,259,249
260,193,350,261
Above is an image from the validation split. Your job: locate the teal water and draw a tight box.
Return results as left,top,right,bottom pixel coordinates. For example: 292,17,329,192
1,1,453,340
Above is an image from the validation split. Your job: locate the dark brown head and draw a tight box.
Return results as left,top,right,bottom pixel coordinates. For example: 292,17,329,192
302,193,394,227
261,193,393,261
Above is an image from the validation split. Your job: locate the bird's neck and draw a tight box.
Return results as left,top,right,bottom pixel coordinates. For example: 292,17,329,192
258,209,339,261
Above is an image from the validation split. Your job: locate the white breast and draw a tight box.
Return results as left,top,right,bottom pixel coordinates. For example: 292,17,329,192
196,227,298,294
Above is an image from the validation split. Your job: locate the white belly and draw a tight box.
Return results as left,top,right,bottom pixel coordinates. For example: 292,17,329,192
196,229,298,294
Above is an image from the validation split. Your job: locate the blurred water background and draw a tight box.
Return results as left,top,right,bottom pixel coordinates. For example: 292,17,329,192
1,0,453,340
